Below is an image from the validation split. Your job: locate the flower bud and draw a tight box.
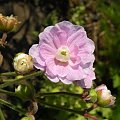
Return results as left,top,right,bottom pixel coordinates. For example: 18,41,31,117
95,84,116,107
13,53,34,74
0,14,20,32
15,84,35,101
0,52,3,66
21,115,35,120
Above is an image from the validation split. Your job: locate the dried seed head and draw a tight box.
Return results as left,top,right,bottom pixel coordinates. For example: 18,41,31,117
0,14,20,32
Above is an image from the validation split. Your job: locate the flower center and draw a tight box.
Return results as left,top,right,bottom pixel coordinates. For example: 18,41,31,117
55,46,70,62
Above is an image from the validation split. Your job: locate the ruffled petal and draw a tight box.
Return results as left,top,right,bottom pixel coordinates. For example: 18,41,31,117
77,79,93,89
66,66,85,81
56,21,81,37
29,44,45,70
67,26,87,48
54,59,69,77
47,75,59,83
77,68,96,88
59,77,72,84
46,59,69,78
79,38,95,54
39,43,56,60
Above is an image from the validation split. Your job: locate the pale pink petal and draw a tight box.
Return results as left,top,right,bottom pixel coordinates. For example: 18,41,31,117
67,27,86,48
79,53,95,65
29,44,45,69
46,59,69,77
77,68,96,88
39,44,56,60
56,21,81,37
69,45,81,67
66,66,85,81
54,59,69,77
39,25,67,49
79,38,95,54
50,26,67,46
47,75,59,83
33,59,45,70
39,31,56,49
59,77,72,84
45,58,57,76
77,79,93,89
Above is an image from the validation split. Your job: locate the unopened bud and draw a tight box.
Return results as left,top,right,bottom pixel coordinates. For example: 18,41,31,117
0,14,20,32
0,52,3,66
15,84,35,101
96,84,116,107
21,115,35,120
13,53,34,74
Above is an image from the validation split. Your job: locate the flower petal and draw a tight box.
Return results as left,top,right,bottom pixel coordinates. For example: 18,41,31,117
67,26,86,48
66,66,85,81
46,59,69,77
59,77,72,84
39,44,56,60
47,75,59,83
77,68,96,88
29,44,45,70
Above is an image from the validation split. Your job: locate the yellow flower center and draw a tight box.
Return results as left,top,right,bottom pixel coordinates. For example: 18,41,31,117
55,46,70,62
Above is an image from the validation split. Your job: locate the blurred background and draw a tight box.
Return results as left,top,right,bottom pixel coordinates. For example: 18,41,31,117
0,0,120,120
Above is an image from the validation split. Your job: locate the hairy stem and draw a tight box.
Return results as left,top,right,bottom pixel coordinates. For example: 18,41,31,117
0,71,43,88
0,72,16,77
38,92,82,98
37,99,84,115
0,99,27,115
0,89,16,96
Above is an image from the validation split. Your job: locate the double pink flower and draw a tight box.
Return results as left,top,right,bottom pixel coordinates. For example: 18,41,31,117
29,21,95,88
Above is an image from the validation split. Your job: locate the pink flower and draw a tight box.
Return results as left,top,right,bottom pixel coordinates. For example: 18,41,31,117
29,21,95,88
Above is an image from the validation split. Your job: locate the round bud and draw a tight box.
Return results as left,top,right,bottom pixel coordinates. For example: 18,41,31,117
13,53,34,74
21,115,35,120
95,84,116,107
15,84,35,101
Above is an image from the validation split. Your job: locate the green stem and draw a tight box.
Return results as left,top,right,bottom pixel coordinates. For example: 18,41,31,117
0,89,16,96
0,108,5,120
38,92,82,98
0,99,27,115
0,71,42,88
37,99,84,115
0,72,16,77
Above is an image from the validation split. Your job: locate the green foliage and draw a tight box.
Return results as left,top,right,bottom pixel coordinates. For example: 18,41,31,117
69,4,85,25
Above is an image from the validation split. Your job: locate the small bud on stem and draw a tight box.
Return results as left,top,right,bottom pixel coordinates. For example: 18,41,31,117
13,53,34,74
95,84,116,107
